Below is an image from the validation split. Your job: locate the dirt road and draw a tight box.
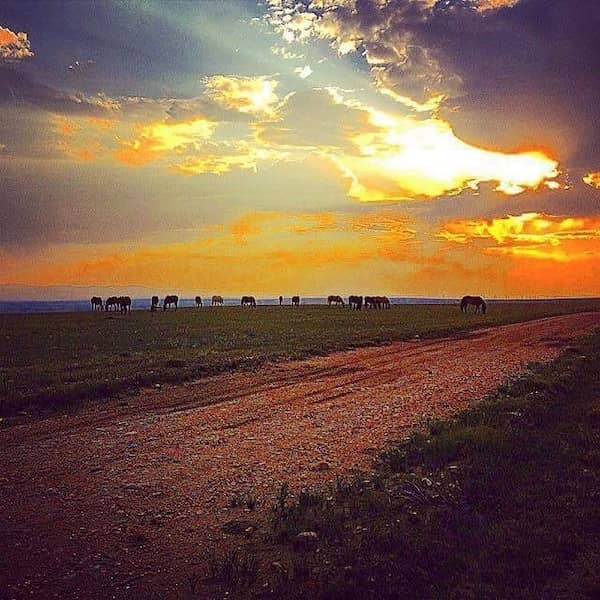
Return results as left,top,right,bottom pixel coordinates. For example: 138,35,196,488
1,312,598,599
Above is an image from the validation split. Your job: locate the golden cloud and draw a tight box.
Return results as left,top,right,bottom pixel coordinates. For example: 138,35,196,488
337,110,560,200
583,172,600,189
0,25,34,61
438,213,600,261
204,75,280,116
115,118,216,166
174,142,287,176
477,0,520,10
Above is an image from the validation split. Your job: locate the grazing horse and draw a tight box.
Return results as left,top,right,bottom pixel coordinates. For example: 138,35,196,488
241,295,257,308
151,295,159,311
118,296,132,314
380,296,391,309
460,295,487,314
90,296,103,311
364,296,376,309
212,295,223,306
292,295,300,307
349,295,363,310
327,295,345,307
195,296,203,308
163,295,178,311
105,296,119,311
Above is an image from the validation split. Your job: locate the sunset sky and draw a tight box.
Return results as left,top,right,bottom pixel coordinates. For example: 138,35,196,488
1,0,599,298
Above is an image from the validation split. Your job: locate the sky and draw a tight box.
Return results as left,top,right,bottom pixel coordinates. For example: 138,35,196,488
0,0,599,299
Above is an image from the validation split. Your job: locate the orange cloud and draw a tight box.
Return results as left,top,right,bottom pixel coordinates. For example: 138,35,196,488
54,116,79,137
0,25,33,61
583,172,600,189
115,118,216,166
438,213,600,261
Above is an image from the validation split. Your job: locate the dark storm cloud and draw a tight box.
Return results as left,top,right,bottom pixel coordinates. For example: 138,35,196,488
301,0,600,168
425,0,600,167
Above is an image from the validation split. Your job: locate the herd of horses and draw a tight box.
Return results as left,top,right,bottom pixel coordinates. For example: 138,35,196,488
90,294,487,314
346,296,391,310
91,296,131,314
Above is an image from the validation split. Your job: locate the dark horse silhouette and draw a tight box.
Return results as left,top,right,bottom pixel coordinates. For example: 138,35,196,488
241,295,257,308
349,295,363,310
212,295,223,306
163,295,178,311
460,295,487,314
365,296,391,309
90,296,103,311
118,296,132,314
327,295,345,307
105,296,119,311
151,296,159,311
292,295,300,307
195,296,203,308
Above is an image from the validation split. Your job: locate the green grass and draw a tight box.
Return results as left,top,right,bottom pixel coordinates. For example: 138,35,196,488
1,299,599,415
206,328,600,599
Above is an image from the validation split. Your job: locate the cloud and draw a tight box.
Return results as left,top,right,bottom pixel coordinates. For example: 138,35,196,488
114,118,216,166
0,25,33,61
583,172,600,189
295,65,313,79
265,0,600,174
257,87,377,151
438,212,600,261
173,141,288,176
203,75,280,116
0,67,115,115
332,105,559,200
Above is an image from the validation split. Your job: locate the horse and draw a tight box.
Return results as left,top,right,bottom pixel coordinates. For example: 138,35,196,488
212,295,223,306
364,296,376,309
380,296,391,309
460,295,487,314
105,296,119,312
349,295,363,310
327,295,345,307
195,296,203,308
90,296,103,311
241,295,257,308
151,295,159,311
292,295,300,307
118,296,132,314
163,295,178,311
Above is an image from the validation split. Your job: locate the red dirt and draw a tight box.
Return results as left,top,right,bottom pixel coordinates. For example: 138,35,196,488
1,312,599,599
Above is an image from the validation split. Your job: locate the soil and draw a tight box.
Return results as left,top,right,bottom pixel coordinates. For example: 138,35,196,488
1,312,598,599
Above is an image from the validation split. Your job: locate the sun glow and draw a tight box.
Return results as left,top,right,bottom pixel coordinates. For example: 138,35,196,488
340,114,560,200
204,75,280,116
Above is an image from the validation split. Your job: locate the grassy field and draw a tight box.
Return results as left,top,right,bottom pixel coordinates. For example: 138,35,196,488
205,328,600,599
1,299,599,415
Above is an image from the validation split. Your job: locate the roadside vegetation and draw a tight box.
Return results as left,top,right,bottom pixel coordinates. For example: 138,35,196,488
1,299,599,415
203,328,600,599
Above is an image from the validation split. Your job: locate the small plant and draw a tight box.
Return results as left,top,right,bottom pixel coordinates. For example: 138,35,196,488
206,548,258,586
